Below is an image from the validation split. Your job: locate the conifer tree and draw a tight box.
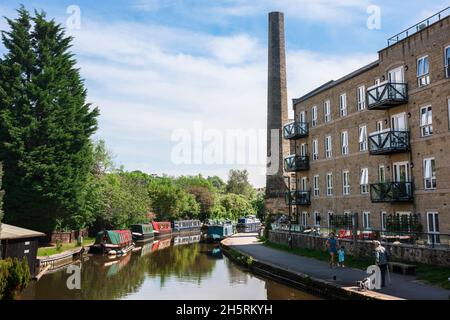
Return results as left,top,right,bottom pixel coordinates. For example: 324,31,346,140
0,7,99,232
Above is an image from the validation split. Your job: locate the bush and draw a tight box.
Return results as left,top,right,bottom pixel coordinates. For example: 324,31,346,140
0,257,30,300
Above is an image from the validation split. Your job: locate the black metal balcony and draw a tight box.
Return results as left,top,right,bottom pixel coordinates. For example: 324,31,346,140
284,155,310,172
285,190,311,206
368,130,410,155
367,82,408,110
283,121,309,139
370,182,413,203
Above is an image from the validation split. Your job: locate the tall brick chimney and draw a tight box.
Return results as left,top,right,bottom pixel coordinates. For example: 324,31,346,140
265,12,290,215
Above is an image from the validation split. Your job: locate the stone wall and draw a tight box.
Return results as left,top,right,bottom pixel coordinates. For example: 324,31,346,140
49,228,88,244
269,230,450,267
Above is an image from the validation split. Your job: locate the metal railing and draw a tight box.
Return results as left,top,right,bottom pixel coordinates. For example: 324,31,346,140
367,82,408,110
368,130,410,155
284,155,309,172
283,121,309,140
285,190,311,206
370,182,413,203
387,7,450,47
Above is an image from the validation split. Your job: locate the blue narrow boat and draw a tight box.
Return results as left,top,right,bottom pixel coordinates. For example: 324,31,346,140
206,222,234,243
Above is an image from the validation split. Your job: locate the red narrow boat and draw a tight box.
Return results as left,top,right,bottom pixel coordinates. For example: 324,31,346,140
151,221,172,237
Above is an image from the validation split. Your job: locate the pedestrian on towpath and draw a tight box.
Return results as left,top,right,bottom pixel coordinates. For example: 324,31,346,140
326,232,339,268
337,246,346,268
373,240,390,288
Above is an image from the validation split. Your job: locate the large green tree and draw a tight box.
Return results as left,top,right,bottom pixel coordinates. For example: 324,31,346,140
0,163,4,228
0,8,99,232
226,169,255,198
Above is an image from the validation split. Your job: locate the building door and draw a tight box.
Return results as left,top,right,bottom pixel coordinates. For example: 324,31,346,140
300,143,307,157
427,212,440,245
300,177,307,191
391,113,407,131
300,111,306,123
388,66,405,83
393,162,409,182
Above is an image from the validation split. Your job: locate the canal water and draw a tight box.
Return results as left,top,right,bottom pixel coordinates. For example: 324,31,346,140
19,234,320,300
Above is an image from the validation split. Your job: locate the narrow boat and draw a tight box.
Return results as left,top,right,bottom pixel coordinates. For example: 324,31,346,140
131,224,154,241
92,230,134,255
172,220,202,232
206,222,234,243
151,221,172,237
236,215,261,230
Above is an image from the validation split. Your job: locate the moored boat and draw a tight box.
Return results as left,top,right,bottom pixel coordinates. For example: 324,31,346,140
206,222,234,243
92,230,134,255
172,220,202,232
236,215,261,230
151,221,172,237
131,224,154,241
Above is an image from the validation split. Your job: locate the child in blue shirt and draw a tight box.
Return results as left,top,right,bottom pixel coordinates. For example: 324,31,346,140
338,246,346,268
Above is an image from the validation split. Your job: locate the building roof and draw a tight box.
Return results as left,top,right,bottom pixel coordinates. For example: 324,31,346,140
293,60,379,105
0,223,45,240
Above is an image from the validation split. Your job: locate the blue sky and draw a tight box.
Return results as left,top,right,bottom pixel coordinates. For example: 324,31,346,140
0,0,448,187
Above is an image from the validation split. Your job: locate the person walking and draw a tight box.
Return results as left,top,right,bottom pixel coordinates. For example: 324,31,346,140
373,240,389,288
337,246,346,268
326,232,339,268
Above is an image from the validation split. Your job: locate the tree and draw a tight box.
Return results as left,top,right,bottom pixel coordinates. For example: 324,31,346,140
226,169,255,198
0,8,99,232
219,193,255,221
91,139,115,176
207,176,226,193
252,192,265,221
0,163,4,230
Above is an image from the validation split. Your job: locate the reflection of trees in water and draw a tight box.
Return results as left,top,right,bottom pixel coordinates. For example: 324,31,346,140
224,258,249,285
22,243,216,300
265,280,321,300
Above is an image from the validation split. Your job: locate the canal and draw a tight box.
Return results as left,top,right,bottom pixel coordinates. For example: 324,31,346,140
19,234,320,300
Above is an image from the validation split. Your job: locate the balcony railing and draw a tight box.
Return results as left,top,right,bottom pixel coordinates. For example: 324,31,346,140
284,155,310,172
370,182,413,203
368,130,410,155
283,121,309,139
285,190,311,206
367,82,408,110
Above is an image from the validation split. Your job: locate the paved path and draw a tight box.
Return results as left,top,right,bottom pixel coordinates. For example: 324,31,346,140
222,233,450,300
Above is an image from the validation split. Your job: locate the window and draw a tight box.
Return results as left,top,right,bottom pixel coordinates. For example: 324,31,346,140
375,78,381,86
342,170,350,195
325,136,332,159
313,175,320,197
376,120,384,132
381,212,387,231
417,56,430,87
300,177,307,191
448,99,450,131
300,143,307,157
357,86,366,111
420,105,433,137
360,168,369,194
359,125,367,151
324,100,331,122
312,139,319,160
363,212,371,230
445,46,450,78
339,93,347,117
312,106,318,127
314,212,321,227
423,157,436,190
341,131,349,155
378,165,386,183
427,212,440,244
302,212,308,227
326,173,333,196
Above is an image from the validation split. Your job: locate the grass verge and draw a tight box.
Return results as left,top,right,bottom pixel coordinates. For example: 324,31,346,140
37,237,95,257
263,239,450,290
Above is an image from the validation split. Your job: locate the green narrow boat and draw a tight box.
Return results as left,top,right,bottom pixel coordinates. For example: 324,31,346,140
131,224,154,241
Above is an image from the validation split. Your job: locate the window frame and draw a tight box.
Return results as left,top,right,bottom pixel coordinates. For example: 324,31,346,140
420,105,433,137
341,130,349,155
378,165,386,183
326,172,333,196
357,85,366,111
358,125,368,151
360,168,369,194
342,170,350,195
363,211,371,230
417,55,430,87
312,139,319,160
339,93,347,117
380,211,387,231
311,105,318,127
313,175,320,197
324,100,331,122
423,157,436,190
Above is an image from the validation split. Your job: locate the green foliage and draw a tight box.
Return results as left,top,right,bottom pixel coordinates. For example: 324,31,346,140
252,192,265,221
226,169,255,198
0,162,4,226
0,7,99,232
217,193,255,221
0,257,30,300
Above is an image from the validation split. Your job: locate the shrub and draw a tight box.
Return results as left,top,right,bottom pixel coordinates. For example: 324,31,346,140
0,257,30,300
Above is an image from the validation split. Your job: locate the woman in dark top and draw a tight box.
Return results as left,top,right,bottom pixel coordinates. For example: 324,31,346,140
326,232,339,268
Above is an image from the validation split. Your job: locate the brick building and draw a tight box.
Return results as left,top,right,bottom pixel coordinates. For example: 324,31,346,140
284,8,450,242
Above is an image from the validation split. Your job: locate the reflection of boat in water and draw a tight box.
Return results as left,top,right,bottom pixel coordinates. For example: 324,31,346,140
236,215,261,231
105,252,131,277
172,220,202,233
206,246,223,259
91,230,134,255
150,238,172,252
151,221,172,237
205,222,234,243
131,224,154,241
173,234,201,246
138,241,154,257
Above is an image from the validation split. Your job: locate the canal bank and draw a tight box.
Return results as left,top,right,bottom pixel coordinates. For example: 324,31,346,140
220,233,450,300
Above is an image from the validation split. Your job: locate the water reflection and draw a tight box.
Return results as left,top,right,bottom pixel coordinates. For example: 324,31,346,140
20,235,319,300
